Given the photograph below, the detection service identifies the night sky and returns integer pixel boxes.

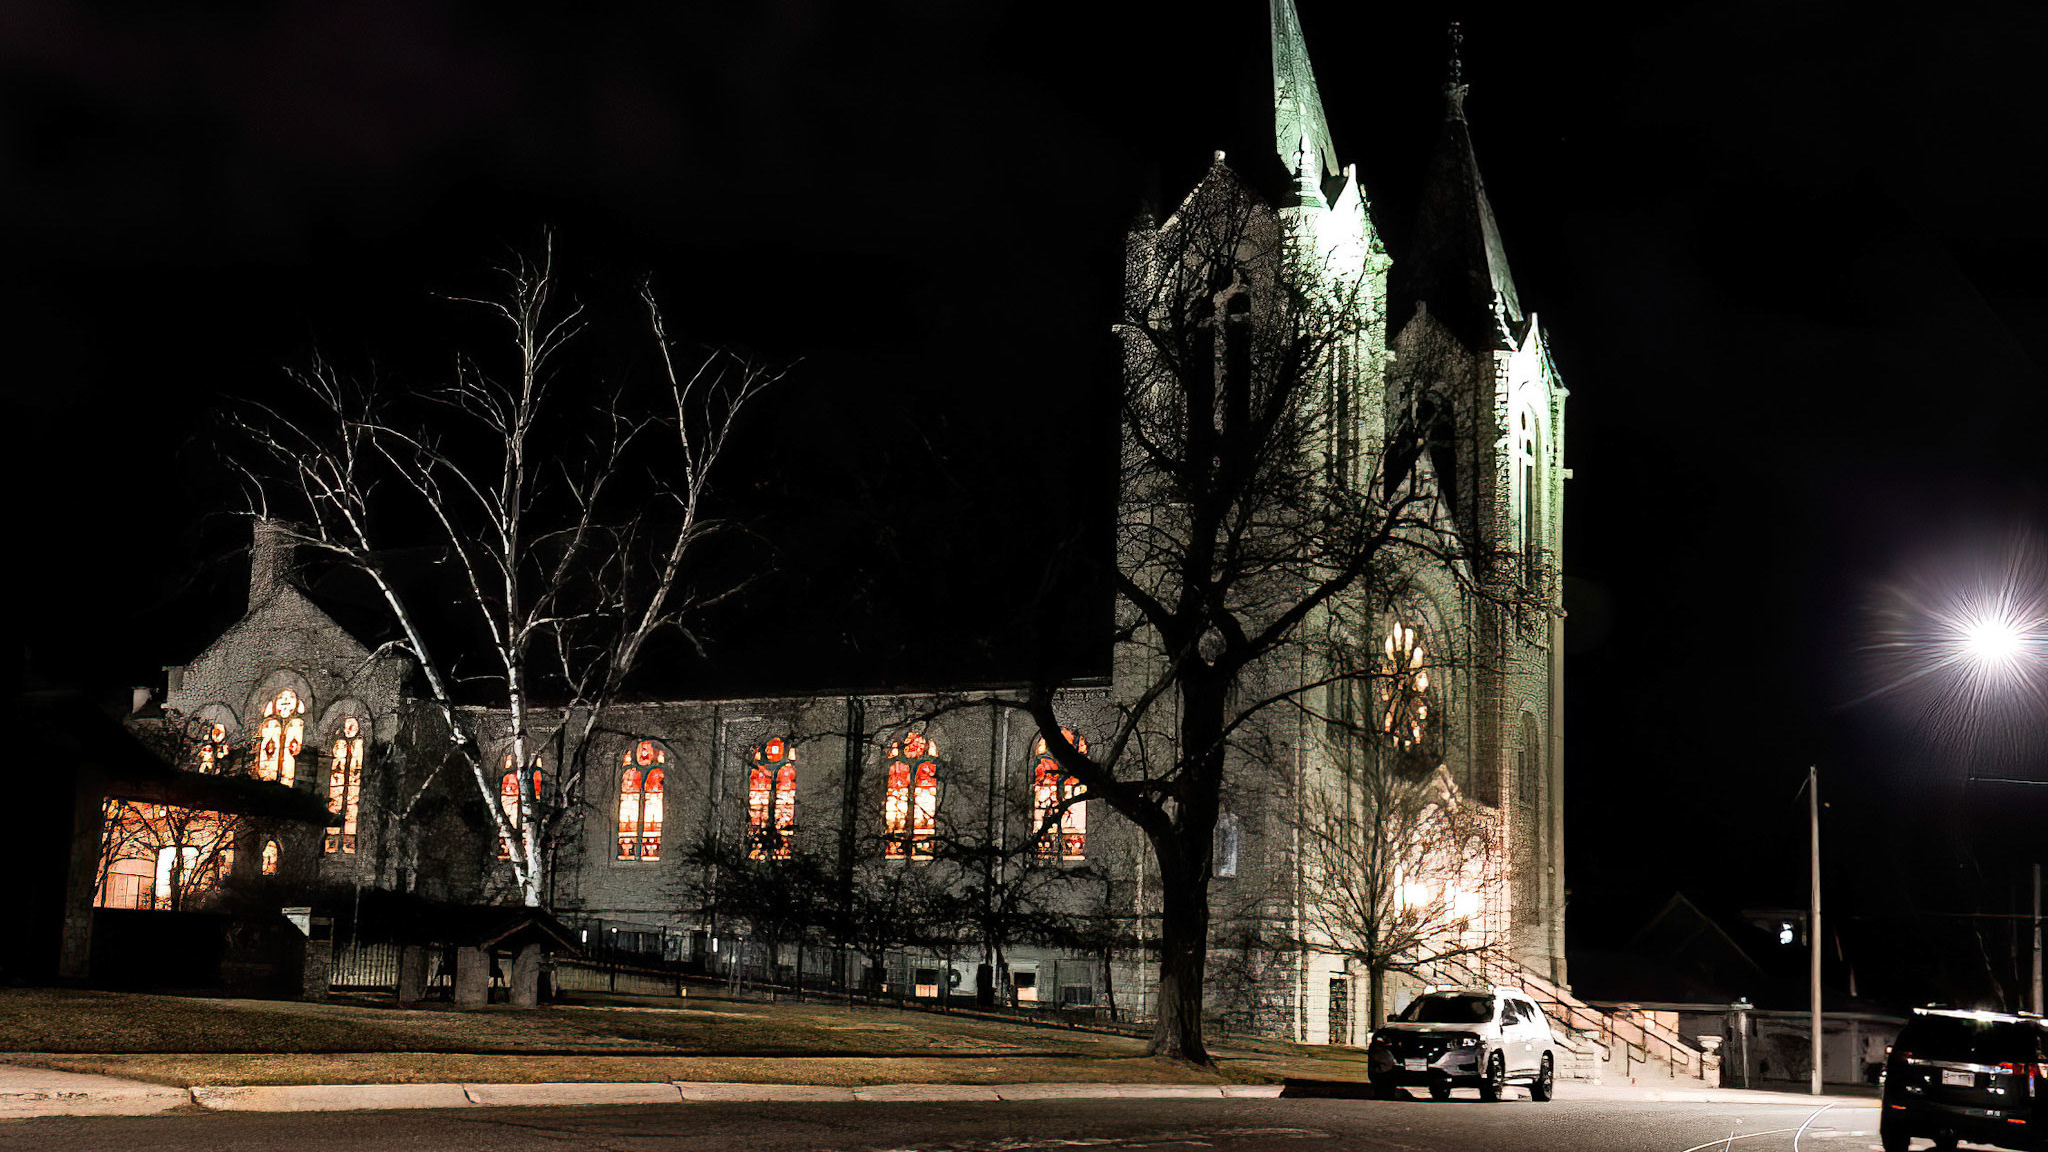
[10,1,2045,1005]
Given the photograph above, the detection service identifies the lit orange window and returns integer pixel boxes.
[96,802,239,911]
[883,733,938,861]
[197,723,230,774]
[325,716,364,854]
[1031,729,1089,861]
[497,758,543,860]
[1379,623,1432,749]
[617,741,667,860]
[747,736,797,860]
[261,839,280,875]
[255,690,306,786]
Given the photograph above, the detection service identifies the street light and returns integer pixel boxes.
[1945,586,2046,1017]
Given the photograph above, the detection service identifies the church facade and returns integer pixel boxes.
[128,2,1569,1045]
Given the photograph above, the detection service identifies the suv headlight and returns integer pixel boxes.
[1450,1034,1480,1047]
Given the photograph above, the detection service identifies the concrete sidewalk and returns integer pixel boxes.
[0,1063,1881,1119]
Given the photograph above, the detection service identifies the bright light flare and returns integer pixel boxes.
[1960,615,2023,667]
[1857,533,2048,754]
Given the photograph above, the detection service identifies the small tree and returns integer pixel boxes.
[227,238,778,906]
[1294,709,1507,1020]
[686,836,833,997]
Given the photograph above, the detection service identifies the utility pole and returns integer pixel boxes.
[1808,765,1823,1096]
[2033,862,2042,1016]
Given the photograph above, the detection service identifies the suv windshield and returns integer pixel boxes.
[1400,994,1495,1024]
[1897,1016,2042,1064]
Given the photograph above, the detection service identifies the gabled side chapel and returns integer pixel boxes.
[127,2,1569,1044]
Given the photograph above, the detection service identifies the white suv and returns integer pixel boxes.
[1366,987,1559,1102]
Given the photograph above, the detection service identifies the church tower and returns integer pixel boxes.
[1391,25,1571,984]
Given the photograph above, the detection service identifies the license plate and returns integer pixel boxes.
[1941,1070,1973,1087]
[1403,1058,1428,1072]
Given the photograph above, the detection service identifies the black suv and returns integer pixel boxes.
[1881,1008,2045,1151]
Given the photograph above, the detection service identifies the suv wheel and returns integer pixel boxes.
[1877,1115,1908,1152]
[1372,1078,1401,1100]
[1427,1084,1452,1101]
[1478,1053,1507,1102]
[1529,1054,1554,1102]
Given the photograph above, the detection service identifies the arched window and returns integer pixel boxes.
[1215,813,1241,878]
[198,722,230,775]
[1379,622,1432,750]
[1513,404,1540,581]
[325,717,364,854]
[1517,712,1541,809]
[617,741,667,860]
[261,839,280,875]
[1379,620,1445,779]
[883,733,939,861]
[748,736,797,860]
[497,757,544,860]
[1030,729,1089,861]
[255,689,306,786]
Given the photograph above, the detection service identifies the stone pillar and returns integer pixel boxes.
[299,917,333,1002]
[510,943,543,1007]
[454,946,490,1007]
[396,944,430,1005]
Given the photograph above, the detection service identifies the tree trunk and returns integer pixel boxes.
[1369,965,1387,1030]
[1149,859,1212,1063]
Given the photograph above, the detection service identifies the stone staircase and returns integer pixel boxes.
[1419,955,1714,1086]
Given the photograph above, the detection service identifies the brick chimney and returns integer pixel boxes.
[249,518,297,609]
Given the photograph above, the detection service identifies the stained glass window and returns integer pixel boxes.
[497,757,544,860]
[617,741,667,860]
[1379,623,1432,749]
[197,722,230,774]
[255,689,306,786]
[1031,729,1089,861]
[747,736,797,860]
[883,733,938,861]
[325,716,364,854]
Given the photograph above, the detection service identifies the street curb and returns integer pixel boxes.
[156,1080,1270,1114]
[192,1083,475,1112]
[465,1082,685,1107]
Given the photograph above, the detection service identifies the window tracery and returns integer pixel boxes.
[747,736,796,860]
[1379,621,1441,775]
[255,689,305,786]
[325,716,364,854]
[617,741,666,860]
[1030,729,1088,861]
[198,722,230,774]
[883,732,938,861]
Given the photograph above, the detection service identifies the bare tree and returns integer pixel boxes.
[1005,160,1519,1062]
[101,714,251,910]
[1290,715,1498,1029]
[226,238,779,906]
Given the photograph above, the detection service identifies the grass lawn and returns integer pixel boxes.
[0,988,1374,1089]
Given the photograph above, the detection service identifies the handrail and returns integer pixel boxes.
[1416,953,1704,1078]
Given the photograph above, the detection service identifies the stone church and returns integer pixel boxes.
[117,2,1570,1047]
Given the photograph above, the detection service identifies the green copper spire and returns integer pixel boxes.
[1271,0,1339,186]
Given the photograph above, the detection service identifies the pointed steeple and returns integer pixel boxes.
[1270,0,1339,193]
[1402,23,1524,350]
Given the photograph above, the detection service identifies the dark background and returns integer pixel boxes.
[8,1,2045,1008]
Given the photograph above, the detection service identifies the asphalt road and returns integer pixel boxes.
[0,1094,1913,1152]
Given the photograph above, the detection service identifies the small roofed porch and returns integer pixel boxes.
[337,891,582,1008]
